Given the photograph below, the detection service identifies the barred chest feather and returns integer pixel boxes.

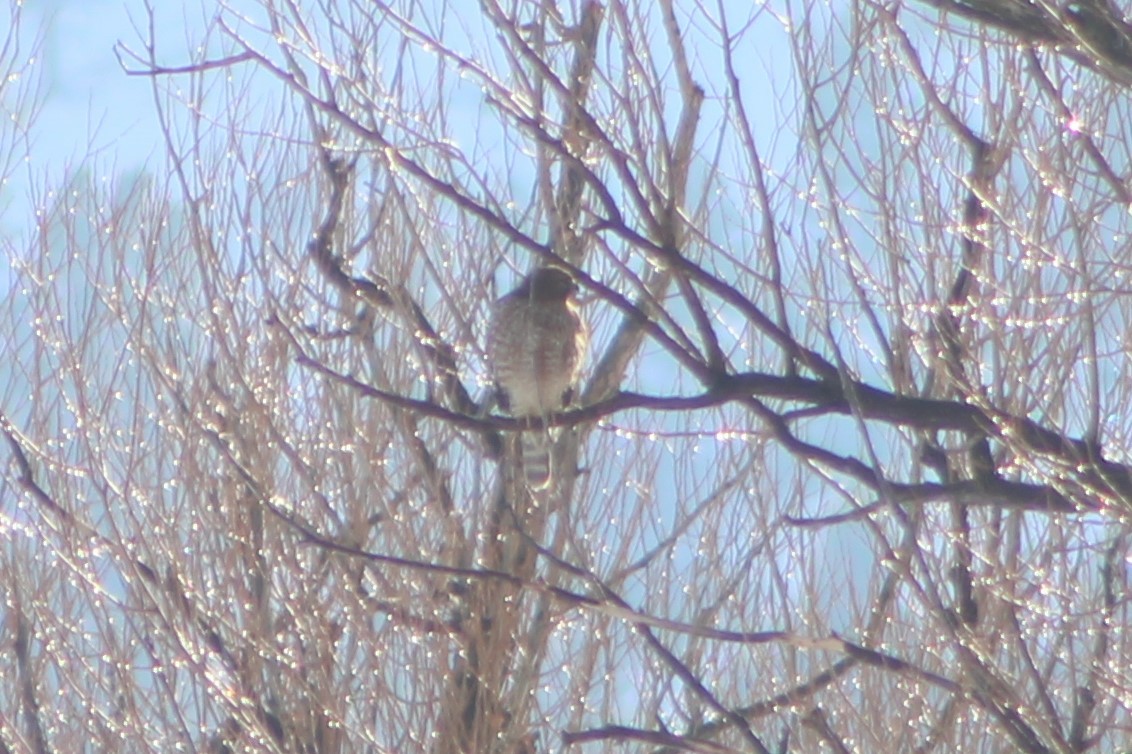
[488,296,584,417]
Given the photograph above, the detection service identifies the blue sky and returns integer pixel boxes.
[5,0,881,613]
[25,0,167,170]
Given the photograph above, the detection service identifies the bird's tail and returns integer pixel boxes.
[520,431,552,490]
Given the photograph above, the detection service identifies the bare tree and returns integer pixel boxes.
[3,1,1131,752]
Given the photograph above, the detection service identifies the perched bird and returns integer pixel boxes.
[487,267,586,489]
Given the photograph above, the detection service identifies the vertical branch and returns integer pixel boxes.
[801,708,852,754]
[580,0,704,408]
[553,1,605,267]
[438,7,609,752]
[11,591,51,754]
[718,2,795,375]
[1069,534,1125,750]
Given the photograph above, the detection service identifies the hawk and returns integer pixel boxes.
[487,266,586,489]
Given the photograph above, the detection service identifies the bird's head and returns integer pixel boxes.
[522,266,577,301]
